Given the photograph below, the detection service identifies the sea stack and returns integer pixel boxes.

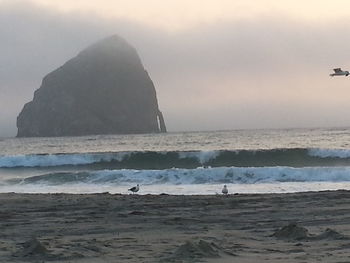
[16,35,166,137]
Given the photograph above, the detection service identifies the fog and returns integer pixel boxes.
[1,1,350,137]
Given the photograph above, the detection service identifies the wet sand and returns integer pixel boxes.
[1,190,350,262]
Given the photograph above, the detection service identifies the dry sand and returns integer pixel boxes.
[1,190,350,262]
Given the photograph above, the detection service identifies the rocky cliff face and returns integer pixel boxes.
[17,35,166,137]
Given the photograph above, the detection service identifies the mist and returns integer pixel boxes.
[1,1,350,137]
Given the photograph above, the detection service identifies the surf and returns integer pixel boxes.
[7,166,350,186]
[2,148,350,169]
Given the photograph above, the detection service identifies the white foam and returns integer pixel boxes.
[178,151,220,164]
[17,166,350,186]
[308,148,350,158]
[93,166,350,184]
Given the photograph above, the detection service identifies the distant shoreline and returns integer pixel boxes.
[4,125,350,139]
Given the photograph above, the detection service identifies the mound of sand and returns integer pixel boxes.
[273,223,349,242]
[14,237,49,258]
[272,223,309,240]
[172,240,220,260]
[312,228,349,240]
[21,237,48,256]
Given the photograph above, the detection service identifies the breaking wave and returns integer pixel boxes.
[8,166,350,186]
[2,148,350,169]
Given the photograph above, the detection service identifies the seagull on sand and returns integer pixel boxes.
[128,184,139,194]
[222,185,228,195]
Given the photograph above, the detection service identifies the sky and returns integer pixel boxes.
[1,0,350,137]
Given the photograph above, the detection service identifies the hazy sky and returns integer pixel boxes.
[1,0,350,137]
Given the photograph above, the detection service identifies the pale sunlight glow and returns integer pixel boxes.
[11,0,350,30]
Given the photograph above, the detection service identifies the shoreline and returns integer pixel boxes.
[2,181,350,196]
[1,188,347,195]
[1,190,350,262]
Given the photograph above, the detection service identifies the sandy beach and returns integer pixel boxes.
[1,190,350,262]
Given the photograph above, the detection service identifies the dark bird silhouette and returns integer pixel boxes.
[128,184,139,194]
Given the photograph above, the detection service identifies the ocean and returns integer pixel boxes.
[2,128,350,195]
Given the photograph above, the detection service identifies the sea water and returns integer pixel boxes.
[2,128,350,194]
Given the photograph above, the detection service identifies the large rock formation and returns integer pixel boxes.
[17,35,166,137]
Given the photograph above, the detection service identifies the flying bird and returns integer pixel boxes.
[330,68,349,77]
[128,184,139,194]
[222,185,228,195]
